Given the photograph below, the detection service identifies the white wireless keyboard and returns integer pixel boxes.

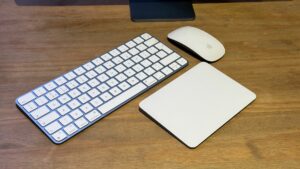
[16,33,188,144]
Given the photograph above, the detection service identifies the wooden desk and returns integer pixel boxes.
[0,0,299,168]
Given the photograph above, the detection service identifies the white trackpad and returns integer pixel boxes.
[139,62,256,148]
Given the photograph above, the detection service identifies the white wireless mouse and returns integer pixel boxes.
[168,26,225,62]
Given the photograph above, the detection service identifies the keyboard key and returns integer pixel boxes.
[145,38,158,47]
[38,111,59,126]
[80,103,93,113]
[52,130,67,141]
[64,124,78,135]
[47,100,61,110]
[118,45,129,52]
[115,73,127,82]
[68,100,81,109]
[133,37,144,44]
[127,77,139,86]
[70,109,83,119]
[87,88,100,98]
[160,53,180,66]
[177,58,188,66]
[74,117,88,128]
[44,81,57,91]
[115,64,126,72]
[141,60,151,67]
[78,84,91,93]
[118,82,130,91]
[94,65,106,74]
[156,51,167,58]
[155,43,173,54]
[141,33,151,40]
[59,115,72,125]
[33,87,46,97]
[97,74,109,82]
[78,94,91,103]
[109,49,121,57]
[126,41,137,48]
[74,66,86,75]
[162,67,173,75]
[132,64,144,72]
[123,60,134,67]
[139,51,150,58]
[104,61,115,69]
[57,105,70,115]
[66,80,79,89]
[169,62,181,71]
[90,97,103,107]
[18,92,36,105]
[64,71,76,80]
[147,46,158,54]
[85,110,101,122]
[68,89,81,98]
[143,76,157,86]
[101,53,112,61]
[120,52,131,60]
[109,87,122,96]
[76,75,88,84]
[85,70,98,79]
[98,83,146,114]
[35,96,48,106]
[112,56,123,65]
[88,78,100,87]
[92,58,103,66]
[24,102,37,112]
[124,68,136,77]
[106,69,118,77]
[152,62,163,71]
[137,44,147,51]
[153,71,165,80]
[129,48,139,56]
[144,67,155,76]
[31,106,50,119]
[100,92,113,101]
[135,72,147,81]
[46,90,59,100]
[54,77,67,86]
[149,55,160,63]
[97,83,110,92]
[58,94,71,104]
[132,55,142,63]
[45,121,62,134]
[56,85,69,95]
[83,62,95,71]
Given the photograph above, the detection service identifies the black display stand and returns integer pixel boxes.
[129,0,195,22]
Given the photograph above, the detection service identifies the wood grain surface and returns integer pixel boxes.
[0,0,299,168]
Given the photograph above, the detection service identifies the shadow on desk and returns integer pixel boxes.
[15,0,291,6]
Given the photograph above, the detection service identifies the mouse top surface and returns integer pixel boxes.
[168,26,225,62]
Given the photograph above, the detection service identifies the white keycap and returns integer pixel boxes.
[103,61,115,69]
[85,110,101,122]
[126,41,137,48]
[118,82,130,91]
[129,48,139,56]
[83,62,95,71]
[141,60,151,67]
[44,81,57,91]
[78,94,91,103]
[56,85,69,94]
[94,65,106,74]
[68,89,81,98]
[70,109,83,119]
[64,71,76,80]
[123,60,134,67]
[135,72,147,81]
[87,88,100,98]
[147,46,158,54]
[45,121,62,134]
[97,74,109,82]
[33,87,46,97]
[115,73,127,82]
[97,83,109,92]
[144,67,155,76]
[38,111,59,126]
[57,105,71,115]
[24,102,37,112]
[160,53,180,66]
[68,99,81,109]
[31,106,50,119]
[120,52,131,60]
[98,83,146,114]
[66,80,79,89]
[177,58,188,66]
[132,55,142,63]
[76,75,88,84]
[54,76,67,86]
[133,37,144,44]
[52,130,67,141]
[106,78,118,87]
[153,71,165,80]
[124,68,136,77]
[109,49,121,57]
[64,124,78,135]
[100,92,113,101]
[115,64,126,72]
[58,94,71,104]
[80,103,93,113]
[139,51,150,58]
[47,100,61,110]
[118,45,129,52]
[90,98,103,107]
[46,90,59,100]
[143,76,157,86]
[35,96,48,106]
[127,77,139,86]
[152,62,163,71]
[132,64,144,72]
[88,78,100,87]
[85,70,98,79]
[137,44,147,51]
[75,117,88,128]
[144,38,158,47]
[59,115,72,125]
[149,55,160,63]
[141,33,151,40]
[101,53,112,61]
[109,87,122,96]
[112,56,123,65]
[18,92,36,105]
[106,69,118,77]
[92,58,103,66]
[78,84,91,93]
[169,62,180,70]
[161,67,173,75]
[74,66,86,75]
[156,51,167,58]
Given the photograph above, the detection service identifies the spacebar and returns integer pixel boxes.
[98,83,147,114]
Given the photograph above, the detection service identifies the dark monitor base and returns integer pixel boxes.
[130,0,195,22]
